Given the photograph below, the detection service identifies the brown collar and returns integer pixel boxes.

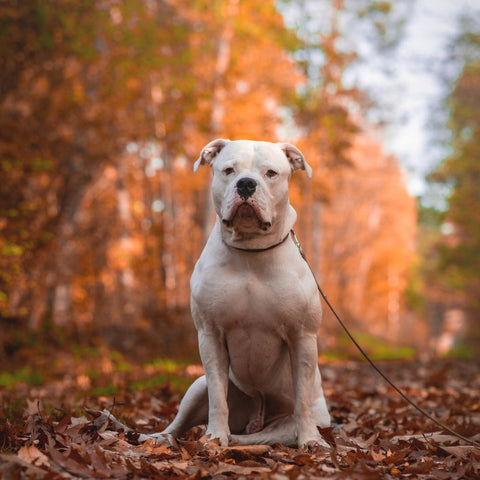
[223,232,290,253]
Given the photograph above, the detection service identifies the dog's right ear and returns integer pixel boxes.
[194,139,230,172]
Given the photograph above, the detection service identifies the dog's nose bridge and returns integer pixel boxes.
[236,177,257,199]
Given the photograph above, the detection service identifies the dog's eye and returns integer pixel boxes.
[265,169,278,178]
[223,167,235,176]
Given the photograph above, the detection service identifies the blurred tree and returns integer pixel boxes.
[0,0,192,331]
[428,24,480,347]
[0,0,303,349]
[317,133,417,343]
[0,0,418,354]
[277,0,416,341]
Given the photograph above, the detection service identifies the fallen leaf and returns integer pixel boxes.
[437,445,477,459]
[221,444,271,456]
[370,449,385,461]
[213,462,272,475]
[0,453,47,476]
[17,445,50,467]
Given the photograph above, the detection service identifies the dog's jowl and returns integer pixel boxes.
[147,139,331,448]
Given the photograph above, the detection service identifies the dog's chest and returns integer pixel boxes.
[219,271,288,329]
[190,240,321,392]
[191,250,310,335]
[193,262,296,389]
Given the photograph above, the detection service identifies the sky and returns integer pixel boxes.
[279,0,479,200]
[278,0,480,202]
[360,0,480,198]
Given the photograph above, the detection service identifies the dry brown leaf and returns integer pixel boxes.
[438,445,477,459]
[0,453,47,477]
[213,462,272,475]
[370,449,385,461]
[221,444,272,456]
[17,445,50,467]
[3,359,479,479]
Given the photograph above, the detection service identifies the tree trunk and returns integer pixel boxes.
[311,200,322,279]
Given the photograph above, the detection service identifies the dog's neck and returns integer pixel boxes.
[217,205,297,251]
[223,231,291,252]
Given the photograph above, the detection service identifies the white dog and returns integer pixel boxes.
[149,139,330,448]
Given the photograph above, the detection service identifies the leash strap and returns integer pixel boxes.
[290,229,479,449]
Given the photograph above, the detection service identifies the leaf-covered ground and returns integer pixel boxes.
[1,357,479,479]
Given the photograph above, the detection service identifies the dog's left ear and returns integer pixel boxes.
[277,143,312,179]
[194,138,230,172]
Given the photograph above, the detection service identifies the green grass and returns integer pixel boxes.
[129,373,192,393]
[324,331,416,361]
[0,367,44,388]
[146,357,188,372]
[72,345,101,360]
[85,369,101,380]
[2,399,24,423]
[111,350,133,372]
[88,384,120,397]
[440,343,476,360]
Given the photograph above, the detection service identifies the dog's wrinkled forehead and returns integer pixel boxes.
[194,139,312,178]
[216,141,288,172]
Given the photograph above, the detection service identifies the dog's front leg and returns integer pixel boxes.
[198,328,230,446]
[290,332,327,449]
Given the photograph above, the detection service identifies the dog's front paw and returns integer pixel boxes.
[298,432,330,451]
[205,427,230,446]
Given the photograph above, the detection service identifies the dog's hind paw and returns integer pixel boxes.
[245,417,264,434]
[139,432,178,448]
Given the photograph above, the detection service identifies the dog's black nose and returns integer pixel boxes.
[236,177,257,199]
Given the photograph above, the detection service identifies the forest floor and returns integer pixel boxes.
[0,341,479,479]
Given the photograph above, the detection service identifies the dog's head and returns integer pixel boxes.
[194,139,312,248]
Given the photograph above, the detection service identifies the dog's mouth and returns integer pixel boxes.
[222,203,272,231]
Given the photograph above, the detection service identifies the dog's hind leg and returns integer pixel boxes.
[162,375,210,436]
[230,415,297,446]
[245,393,265,434]
[140,375,209,443]
[231,410,331,448]
[142,375,257,444]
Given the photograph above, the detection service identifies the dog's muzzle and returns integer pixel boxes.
[222,176,272,231]
[236,177,257,200]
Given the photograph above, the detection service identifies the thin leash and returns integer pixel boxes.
[290,229,479,449]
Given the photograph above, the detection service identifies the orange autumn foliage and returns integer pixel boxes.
[0,0,418,353]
